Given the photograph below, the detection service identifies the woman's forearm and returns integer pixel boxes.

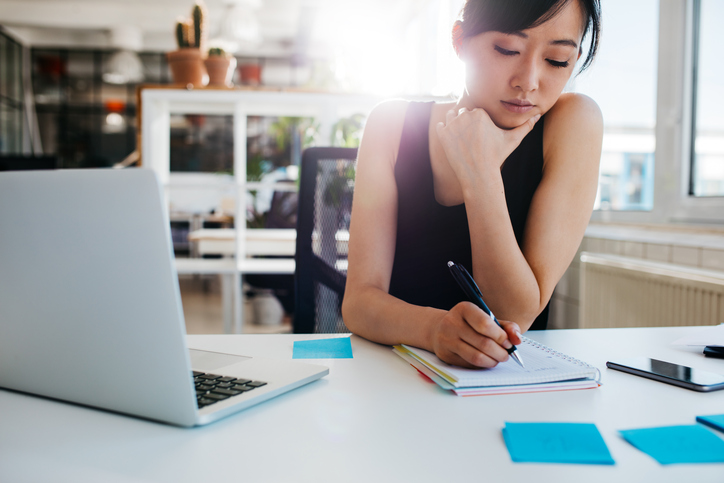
[462,171,543,328]
[342,284,445,351]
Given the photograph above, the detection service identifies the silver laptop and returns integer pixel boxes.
[0,168,328,427]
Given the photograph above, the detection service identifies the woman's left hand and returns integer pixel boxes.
[435,107,540,182]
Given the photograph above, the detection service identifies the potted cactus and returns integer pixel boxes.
[204,47,236,87]
[167,1,208,87]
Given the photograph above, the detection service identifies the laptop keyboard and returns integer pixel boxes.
[193,371,267,409]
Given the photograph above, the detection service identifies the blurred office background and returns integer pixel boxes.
[1,0,722,332]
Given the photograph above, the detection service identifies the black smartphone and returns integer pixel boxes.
[606,357,724,392]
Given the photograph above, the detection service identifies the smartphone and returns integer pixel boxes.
[606,357,724,392]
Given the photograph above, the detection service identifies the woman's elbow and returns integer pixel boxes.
[502,295,547,332]
[517,297,552,332]
[341,291,360,334]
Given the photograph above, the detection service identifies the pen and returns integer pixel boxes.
[447,261,525,368]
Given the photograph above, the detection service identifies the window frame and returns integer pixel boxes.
[687,0,724,200]
[0,26,25,154]
[589,0,724,225]
[687,0,701,197]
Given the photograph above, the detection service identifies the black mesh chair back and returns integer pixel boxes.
[294,147,357,333]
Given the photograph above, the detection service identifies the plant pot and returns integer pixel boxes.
[238,63,262,86]
[167,48,207,87]
[204,56,237,87]
[251,289,284,326]
[243,293,256,325]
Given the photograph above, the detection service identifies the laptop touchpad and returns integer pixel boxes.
[189,349,251,372]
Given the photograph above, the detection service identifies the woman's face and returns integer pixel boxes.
[459,0,585,129]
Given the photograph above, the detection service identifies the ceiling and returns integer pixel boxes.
[0,0,425,58]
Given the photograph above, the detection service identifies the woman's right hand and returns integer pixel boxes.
[430,302,522,368]
[435,107,540,182]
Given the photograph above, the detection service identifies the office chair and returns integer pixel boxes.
[294,147,357,333]
[0,155,57,171]
[245,178,298,315]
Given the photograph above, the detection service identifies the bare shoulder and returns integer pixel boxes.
[367,98,410,122]
[544,93,603,138]
[358,99,410,167]
[363,100,409,143]
[543,93,603,163]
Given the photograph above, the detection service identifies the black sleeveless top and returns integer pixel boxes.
[388,101,549,330]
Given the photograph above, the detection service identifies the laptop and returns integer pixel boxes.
[0,168,328,427]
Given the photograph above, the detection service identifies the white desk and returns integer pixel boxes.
[188,228,297,257]
[187,228,349,257]
[2,327,723,482]
[181,228,349,332]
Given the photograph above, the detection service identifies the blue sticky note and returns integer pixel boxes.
[293,337,353,359]
[619,425,724,464]
[696,414,724,434]
[502,422,615,465]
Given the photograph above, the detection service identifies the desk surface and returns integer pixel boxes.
[2,327,723,482]
[188,228,296,258]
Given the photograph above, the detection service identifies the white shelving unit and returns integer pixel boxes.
[140,87,381,333]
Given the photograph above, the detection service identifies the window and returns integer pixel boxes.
[573,0,660,211]
[32,49,145,168]
[0,28,24,154]
[690,0,724,197]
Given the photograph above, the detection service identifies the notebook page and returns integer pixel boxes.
[402,337,599,388]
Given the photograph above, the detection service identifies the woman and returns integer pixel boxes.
[341,0,603,368]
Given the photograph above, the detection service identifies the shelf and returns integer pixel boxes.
[140,85,380,332]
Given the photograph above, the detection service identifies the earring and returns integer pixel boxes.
[452,23,463,57]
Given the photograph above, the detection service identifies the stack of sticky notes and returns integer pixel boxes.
[502,414,724,466]
[616,413,724,465]
[292,337,353,359]
[502,422,615,465]
[619,423,724,464]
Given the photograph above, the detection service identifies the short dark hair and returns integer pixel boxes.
[455,0,601,73]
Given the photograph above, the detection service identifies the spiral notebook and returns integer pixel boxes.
[393,337,601,396]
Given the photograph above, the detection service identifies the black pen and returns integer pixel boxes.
[447,261,525,368]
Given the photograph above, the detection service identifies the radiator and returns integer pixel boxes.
[579,252,724,328]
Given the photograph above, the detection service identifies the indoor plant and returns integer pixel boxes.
[204,47,236,87]
[167,1,208,87]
